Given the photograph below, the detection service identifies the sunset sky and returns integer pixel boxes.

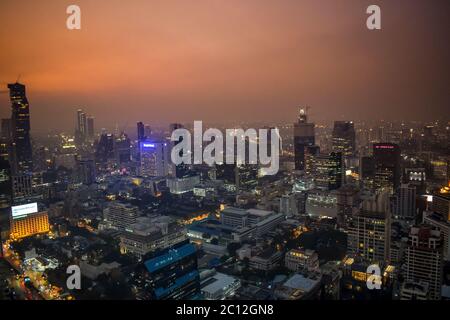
[0,0,449,132]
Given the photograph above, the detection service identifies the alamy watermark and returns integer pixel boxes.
[171,121,281,176]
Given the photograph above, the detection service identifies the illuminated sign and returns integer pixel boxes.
[142,143,155,148]
[375,145,395,149]
[11,202,38,219]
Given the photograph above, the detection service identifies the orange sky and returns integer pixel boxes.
[0,0,449,132]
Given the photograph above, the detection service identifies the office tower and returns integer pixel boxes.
[76,157,96,185]
[77,109,87,137]
[392,184,416,220]
[293,107,315,170]
[335,185,359,228]
[137,122,145,141]
[0,137,9,162]
[304,145,320,175]
[140,141,169,177]
[11,174,33,204]
[347,190,391,263]
[1,118,12,142]
[95,133,115,165]
[119,216,187,257]
[280,193,298,217]
[332,121,356,157]
[104,202,139,231]
[114,132,131,164]
[423,211,450,261]
[9,83,32,174]
[403,225,443,300]
[373,143,401,191]
[9,203,50,240]
[0,159,12,210]
[314,152,343,191]
[144,240,200,300]
[432,193,450,222]
[169,123,190,178]
[144,125,152,139]
[360,155,375,181]
[236,164,258,191]
[87,116,95,140]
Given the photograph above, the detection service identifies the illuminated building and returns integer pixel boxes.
[332,121,356,157]
[11,173,33,204]
[335,185,359,228]
[104,202,139,231]
[9,203,50,240]
[0,159,12,210]
[9,82,32,174]
[392,184,417,220]
[432,193,450,222]
[313,152,343,191]
[77,109,87,138]
[285,248,319,272]
[119,216,187,257]
[423,211,450,260]
[166,175,200,194]
[144,240,200,300]
[373,143,401,192]
[403,225,443,300]
[347,190,391,263]
[293,107,315,171]
[76,157,96,185]
[139,141,170,177]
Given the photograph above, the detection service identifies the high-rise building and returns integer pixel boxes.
[432,193,450,222]
[314,152,343,191]
[11,174,33,204]
[169,123,190,178]
[1,118,12,142]
[114,132,131,165]
[95,133,115,166]
[144,240,200,300]
[77,109,87,137]
[0,159,12,210]
[293,108,315,171]
[9,83,32,174]
[332,121,356,157]
[392,184,416,220]
[76,157,96,185]
[104,202,139,231]
[403,225,443,300]
[139,141,169,177]
[87,116,95,140]
[137,122,145,142]
[347,190,391,263]
[423,211,450,261]
[9,203,50,240]
[373,143,401,191]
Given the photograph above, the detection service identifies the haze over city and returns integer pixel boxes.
[0,0,449,133]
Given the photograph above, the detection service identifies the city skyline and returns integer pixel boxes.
[1,0,449,133]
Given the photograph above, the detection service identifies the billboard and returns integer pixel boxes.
[11,202,38,219]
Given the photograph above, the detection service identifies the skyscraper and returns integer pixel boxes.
[170,123,189,178]
[9,83,32,174]
[144,240,200,300]
[392,184,416,220]
[293,108,315,171]
[139,141,169,177]
[77,109,87,137]
[373,143,401,191]
[313,152,343,191]
[137,122,145,142]
[347,190,391,263]
[332,121,356,157]
[87,116,95,140]
[403,225,443,300]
